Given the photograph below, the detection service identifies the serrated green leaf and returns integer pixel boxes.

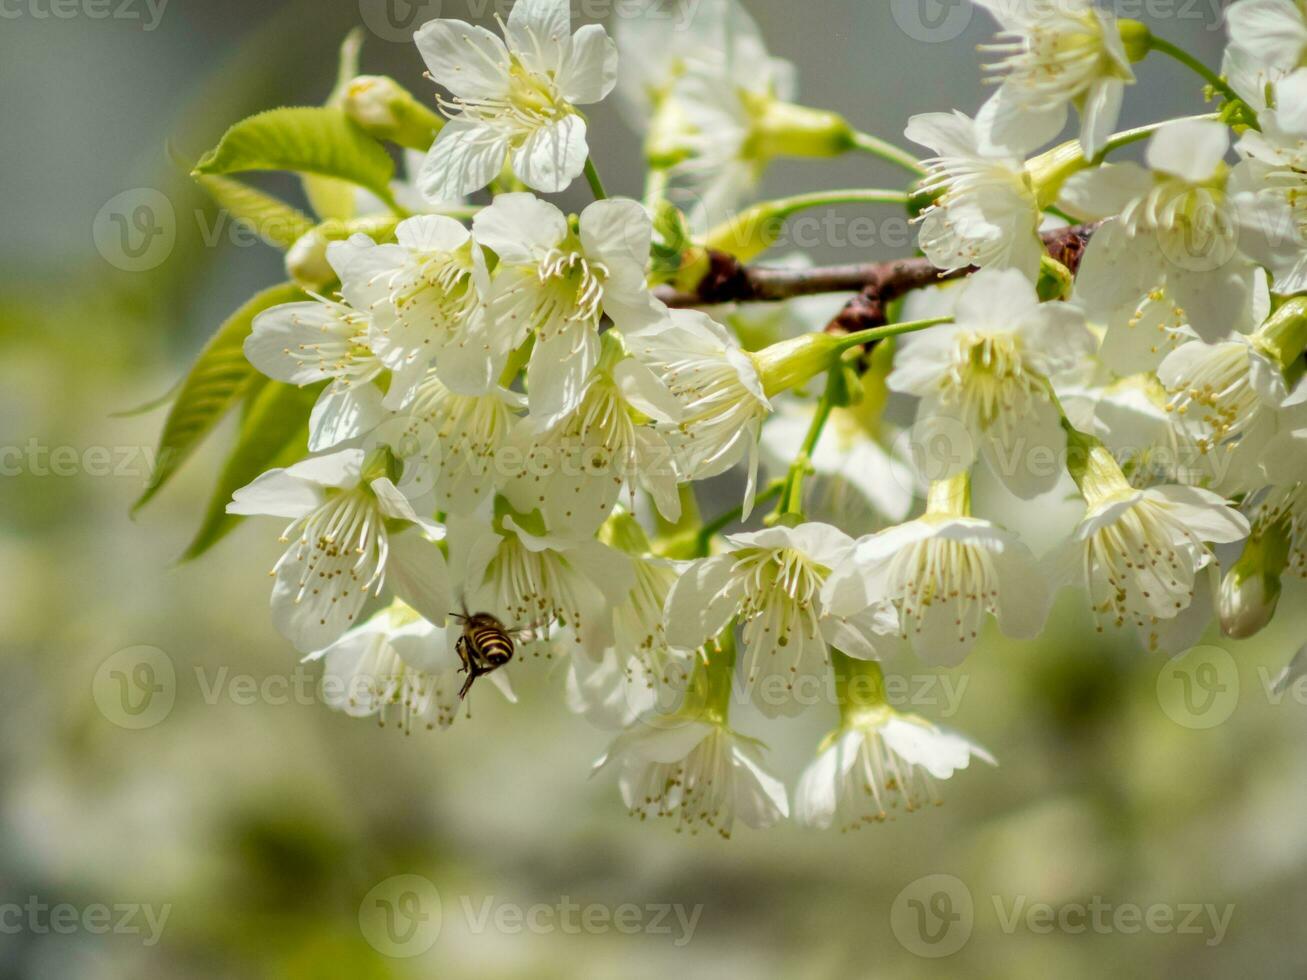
[195,172,317,249]
[134,282,306,512]
[194,107,396,208]
[181,380,320,561]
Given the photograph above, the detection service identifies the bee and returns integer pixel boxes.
[451,609,540,700]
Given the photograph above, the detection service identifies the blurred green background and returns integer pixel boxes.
[4,0,1307,976]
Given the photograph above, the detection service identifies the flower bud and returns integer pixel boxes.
[1253,296,1307,375]
[344,75,443,151]
[1220,521,1292,638]
[743,93,855,160]
[1117,19,1151,63]
[285,228,334,290]
[753,332,842,397]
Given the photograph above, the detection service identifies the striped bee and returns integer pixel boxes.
[451,610,532,700]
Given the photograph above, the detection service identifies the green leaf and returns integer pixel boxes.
[181,380,320,561]
[134,282,306,512]
[302,29,369,222]
[194,107,396,208]
[195,172,316,249]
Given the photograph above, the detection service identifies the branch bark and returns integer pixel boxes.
[655,221,1103,335]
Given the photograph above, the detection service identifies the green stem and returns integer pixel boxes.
[583,156,607,200]
[1146,36,1245,110]
[1089,114,1213,165]
[777,368,839,519]
[705,189,912,258]
[850,130,926,177]
[835,316,953,352]
[695,481,784,556]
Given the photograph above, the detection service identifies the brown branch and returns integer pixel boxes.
[655,221,1104,336]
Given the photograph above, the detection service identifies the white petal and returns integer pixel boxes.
[418,118,510,202]
[1058,163,1152,219]
[664,555,744,651]
[395,214,471,253]
[1079,78,1124,160]
[558,23,618,104]
[307,383,384,452]
[506,0,571,72]
[227,469,324,519]
[472,192,567,263]
[1147,485,1250,543]
[511,114,589,194]
[1145,119,1230,183]
[245,302,346,385]
[386,530,452,627]
[526,322,598,418]
[414,19,511,101]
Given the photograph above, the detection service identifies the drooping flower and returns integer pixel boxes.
[331,218,489,403]
[398,367,524,515]
[1049,429,1251,650]
[594,716,789,837]
[501,335,682,535]
[888,267,1095,498]
[244,290,385,452]
[309,600,514,732]
[228,448,451,653]
[824,474,1049,666]
[1158,336,1301,488]
[666,523,896,709]
[796,658,993,829]
[905,109,1045,280]
[473,193,665,418]
[626,309,774,513]
[414,0,617,200]
[457,504,634,658]
[972,0,1136,159]
[1061,119,1260,342]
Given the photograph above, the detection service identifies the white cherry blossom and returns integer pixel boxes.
[973,0,1135,159]
[228,448,451,654]
[308,600,514,732]
[501,337,683,535]
[823,488,1049,666]
[594,719,788,837]
[665,523,898,708]
[1061,119,1259,342]
[414,0,617,199]
[331,218,489,404]
[906,109,1045,280]
[626,309,772,513]
[458,508,634,658]
[473,193,665,418]
[398,367,524,515]
[888,268,1095,498]
[796,706,994,829]
[244,291,385,452]
[1048,438,1250,650]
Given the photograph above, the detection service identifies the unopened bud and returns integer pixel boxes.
[1117,19,1151,63]
[285,228,334,289]
[344,75,442,151]
[1220,521,1291,638]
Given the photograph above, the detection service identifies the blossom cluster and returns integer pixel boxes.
[149,0,1307,836]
